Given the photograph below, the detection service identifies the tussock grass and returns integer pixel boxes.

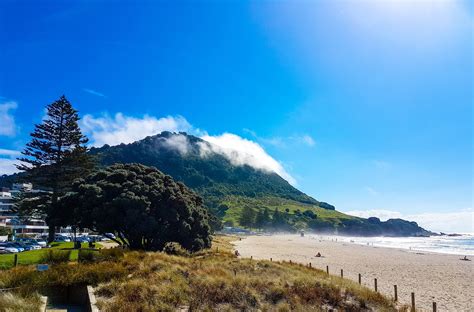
[0,292,42,312]
[93,236,399,311]
[0,236,404,311]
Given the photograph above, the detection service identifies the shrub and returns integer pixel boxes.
[79,248,124,263]
[78,249,98,263]
[40,249,71,264]
[99,248,125,261]
[163,242,189,257]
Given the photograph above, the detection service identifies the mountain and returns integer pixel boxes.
[87,132,432,236]
[1,132,433,236]
[89,132,321,206]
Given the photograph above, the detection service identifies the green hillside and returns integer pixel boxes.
[1,131,433,236]
[221,196,356,227]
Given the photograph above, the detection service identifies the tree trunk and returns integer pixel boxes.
[48,225,56,243]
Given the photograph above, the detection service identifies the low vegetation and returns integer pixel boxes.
[0,236,403,311]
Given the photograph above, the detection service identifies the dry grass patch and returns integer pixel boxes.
[0,236,404,311]
[95,236,398,311]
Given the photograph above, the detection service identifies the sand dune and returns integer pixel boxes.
[233,234,474,312]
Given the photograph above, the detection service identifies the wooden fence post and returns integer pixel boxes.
[394,285,398,302]
[250,256,252,260]
[411,292,415,312]
[326,265,329,274]
[374,278,378,292]
[309,262,312,268]
[340,269,343,278]
[433,302,437,312]
[13,254,18,267]
[358,273,361,284]
[270,257,272,262]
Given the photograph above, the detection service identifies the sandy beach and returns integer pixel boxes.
[233,234,474,312]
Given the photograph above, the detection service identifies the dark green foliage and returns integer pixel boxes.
[255,208,271,229]
[307,219,336,232]
[64,163,212,251]
[271,209,285,228]
[302,210,317,219]
[163,242,189,256]
[78,248,124,263]
[318,202,335,210]
[0,227,11,236]
[15,96,94,242]
[239,206,256,228]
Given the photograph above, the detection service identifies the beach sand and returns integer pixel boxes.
[233,234,474,312]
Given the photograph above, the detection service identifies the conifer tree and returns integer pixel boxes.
[255,207,271,229]
[239,206,256,228]
[17,95,93,242]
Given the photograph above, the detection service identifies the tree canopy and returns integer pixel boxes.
[63,163,212,251]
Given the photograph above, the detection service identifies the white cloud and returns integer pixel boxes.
[244,129,316,148]
[0,149,21,175]
[162,134,191,155]
[345,208,474,234]
[83,88,106,98]
[201,133,296,185]
[80,114,193,147]
[298,134,316,147]
[0,159,19,175]
[80,113,297,185]
[0,101,18,136]
[0,149,21,157]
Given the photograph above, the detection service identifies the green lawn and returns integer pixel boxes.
[0,242,102,269]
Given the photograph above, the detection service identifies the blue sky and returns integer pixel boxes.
[0,0,472,232]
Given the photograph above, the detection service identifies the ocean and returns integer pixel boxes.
[309,234,474,256]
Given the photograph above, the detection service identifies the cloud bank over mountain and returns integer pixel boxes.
[81,113,296,185]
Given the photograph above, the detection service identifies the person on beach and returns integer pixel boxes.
[460,256,470,261]
[235,250,240,257]
[315,252,321,257]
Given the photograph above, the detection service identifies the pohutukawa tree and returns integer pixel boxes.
[17,95,93,242]
[63,163,212,251]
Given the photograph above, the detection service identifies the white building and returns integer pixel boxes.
[0,184,48,235]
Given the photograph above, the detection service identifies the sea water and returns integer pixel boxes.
[310,234,474,256]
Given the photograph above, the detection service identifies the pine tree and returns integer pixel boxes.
[239,206,256,228]
[255,207,271,229]
[17,95,93,242]
[272,208,285,228]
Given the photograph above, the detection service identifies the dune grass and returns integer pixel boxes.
[0,236,409,311]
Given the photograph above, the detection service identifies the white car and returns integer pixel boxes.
[35,240,47,247]
[0,246,19,253]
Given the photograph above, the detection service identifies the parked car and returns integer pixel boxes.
[54,236,71,243]
[75,236,90,243]
[8,243,26,252]
[0,243,19,253]
[34,239,47,247]
[104,233,116,240]
[16,238,43,249]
